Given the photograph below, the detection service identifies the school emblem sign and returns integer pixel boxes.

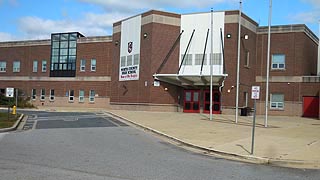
[128,42,133,53]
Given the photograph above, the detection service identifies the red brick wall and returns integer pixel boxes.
[222,23,257,109]
[256,32,319,103]
[0,45,50,77]
[110,15,181,105]
[76,42,112,77]
[256,32,318,77]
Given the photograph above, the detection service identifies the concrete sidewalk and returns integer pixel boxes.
[108,110,320,169]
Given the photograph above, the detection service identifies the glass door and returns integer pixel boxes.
[203,90,221,114]
[183,90,200,113]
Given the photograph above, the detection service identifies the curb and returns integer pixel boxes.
[0,114,24,133]
[107,111,320,169]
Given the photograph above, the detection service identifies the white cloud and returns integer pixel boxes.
[4,0,237,41]
[77,0,236,13]
[0,32,16,41]
[16,12,128,40]
[290,0,320,24]
[290,11,320,24]
[302,0,320,8]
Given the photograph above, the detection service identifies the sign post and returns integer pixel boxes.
[251,86,260,155]
[6,87,14,120]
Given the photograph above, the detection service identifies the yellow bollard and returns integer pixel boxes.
[12,105,16,115]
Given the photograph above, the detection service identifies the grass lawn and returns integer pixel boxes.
[0,112,20,129]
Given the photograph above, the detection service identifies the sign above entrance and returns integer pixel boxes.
[251,86,260,100]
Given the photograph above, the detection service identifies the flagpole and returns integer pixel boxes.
[235,0,242,124]
[265,0,272,128]
[210,8,214,121]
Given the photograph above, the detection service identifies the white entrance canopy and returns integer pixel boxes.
[153,74,228,87]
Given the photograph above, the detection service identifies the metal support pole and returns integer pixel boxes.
[251,99,257,155]
[210,8,214,121]
[265,0,272,128]
[235,0,242,124]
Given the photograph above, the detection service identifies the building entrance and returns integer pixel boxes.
[183,90,200,113]
[203,90,221,114]
[303,96,319,118]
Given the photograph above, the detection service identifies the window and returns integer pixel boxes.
[210,53,222,65]
[31,89,36,100]
[80,59,86,71]
[182,54,192,65]
[50,32,79,77]
[79,90,84,103]
[133,54,139,65]
[40,89,45,101]
[13,61,20,72]
[195,54,207,65]
[244,92,248,107]
[272,54,285,70]
[270,94,284,109]
[126,55,133,66]
[50,89,55,101]
[120,56,126,67]
[89,90,95,102]
[69,90,74,102]
[245,51,250,67]
[0,61,6,72]
[33,60,38,72]
[91,59,96,71]
[42,60,47,72]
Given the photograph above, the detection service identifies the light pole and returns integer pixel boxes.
[210,8,214,121]
[235,0,242,124]
[265,0,272,128]
[317,20,320,76]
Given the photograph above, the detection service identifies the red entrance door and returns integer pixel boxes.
[203,90,221,114]
[183,90,200,113]
[303,96,319,118]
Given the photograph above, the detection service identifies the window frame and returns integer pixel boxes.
[13,61,20,72]
[195,54,207,66]
[42,60,47,72]
[91,59,96,72]
[49,89,55,101]
[89,90,95,103]
[270,93,284,110]
[80,59,86,72]
[79,90,84,103]
[40,88,45,101]
[69,90,74,102]
[182,54,192,66]
[33,60,38,72]
[31,89,36,100]
[244,51,250,67]
[271,54,286,70]
[0,61,7,72]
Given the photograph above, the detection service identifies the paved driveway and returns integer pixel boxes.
[0,110,319,180]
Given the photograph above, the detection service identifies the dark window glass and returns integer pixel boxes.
[61,34,68,41]
[205,92,210,102]
[193,103,199,110]
[69,33,77,40]
[185,103,191,110]
[214,104,220,111]
[50,33,78,77]
[214,93,219,102]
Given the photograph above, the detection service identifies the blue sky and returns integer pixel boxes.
[0,0,319,42]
